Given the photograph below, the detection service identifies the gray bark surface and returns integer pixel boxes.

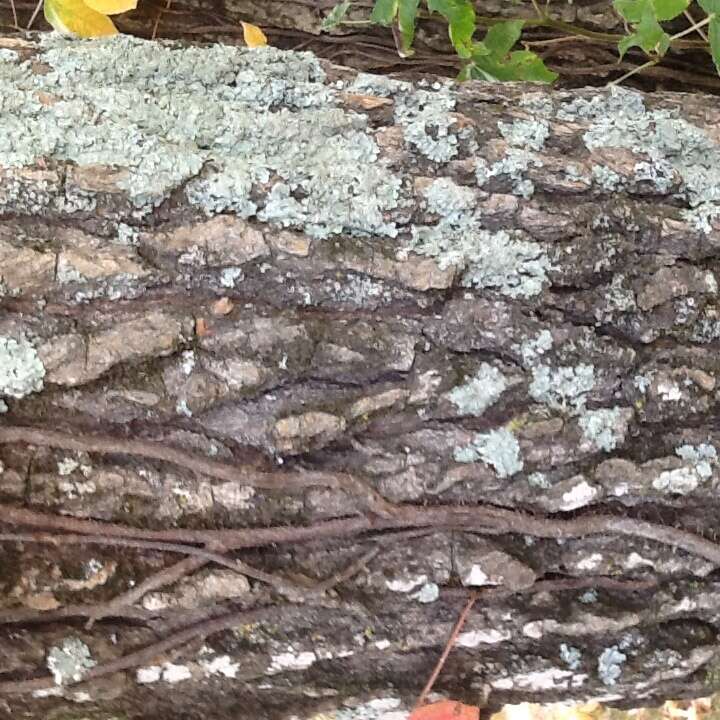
[2,31,720,720]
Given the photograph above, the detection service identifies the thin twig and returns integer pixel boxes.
[9,0,18,28]
[5,502,720,565]
[0,426,394,515]
[26,0,42,29]
[414,592,477,710]
[684,8,708,42]
[151,0,172,40]
[0,604,307,696]
[85,556,209,629]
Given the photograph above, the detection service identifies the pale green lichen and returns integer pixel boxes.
[579,406,627,452]
[424,177,476,217]
[2,36,401,236]
[0,49,19,63]
[476,149,542,199]
[653,442,717,494]
[558,87,720,233]
[515,329,553,365]
[597,645,626,686]
[46,637,96,685]
[408,204,552,298]
[447,363,507,416]
[560,643,582,671]
[0,335,45,399]
[454,427,523,478]
[498,119,549,152]
[528,471,551,489]
[676,442,717,478]
[529,363,595,413]
[395,85,458,163]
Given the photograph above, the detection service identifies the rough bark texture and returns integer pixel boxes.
[2,31,720,720]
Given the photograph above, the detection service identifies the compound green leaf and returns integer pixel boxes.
[652,0,689,21]
[371,0,399,24]
[427,0,476,57]
[483,19,524,56]
[709,15,720,72]
[321,0,352,30]
[398,0,421,55]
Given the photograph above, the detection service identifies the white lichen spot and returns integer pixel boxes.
[268,649,317,674]
[492,668,583,691]
[657,379,683,401]
[220,267,244,288]
[411,582,440,603]
[57,457,80,476]
[522,621,544,639]
[652,466,700,494]
[385,574,427,593]
[454,427,523,478]
[456,628,510,647]
[162,663,193,684]
[560,480,600,511]
[181,350,196,375]
[463,564,489,586]
[447,363,507,416]
[136,666,162,684]
[200,654,240,678]
[0,335,45,399]
[46,637,96,685]
[576,552,603,571]
[374,639,391,650]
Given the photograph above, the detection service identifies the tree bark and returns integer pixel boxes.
[2,31,720,720]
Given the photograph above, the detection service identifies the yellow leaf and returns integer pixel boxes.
[82,0,137,15]
[241,21,268,48]
[44,0,118,37]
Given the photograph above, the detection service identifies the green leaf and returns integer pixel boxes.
[614,0,648,23]
[698,0,720,14]
[427,0,476,57]
[321,0,352,30]
[652,0,689,21]
[709,15,720,72]
[398,0,421,55]
[483,19,524,56]
[617,2,668,56]
[371,0,399,24]
[470,48,557,83]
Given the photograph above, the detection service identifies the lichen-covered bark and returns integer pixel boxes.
[2,31,720,720]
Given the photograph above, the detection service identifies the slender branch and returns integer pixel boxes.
[414,592,477,710]
[0,426,394,515]
[4,502,720,565]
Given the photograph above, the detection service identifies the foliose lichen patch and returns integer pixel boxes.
[579,406,629,452]
[46,637,96,685]
[529,363,595,414]
[2,35,401,235]
[0,334,45,399]
[557,86,720,232]
[454,427,524,478]
[447,362,507,416]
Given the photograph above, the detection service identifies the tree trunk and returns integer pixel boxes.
[2,31,720,720]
